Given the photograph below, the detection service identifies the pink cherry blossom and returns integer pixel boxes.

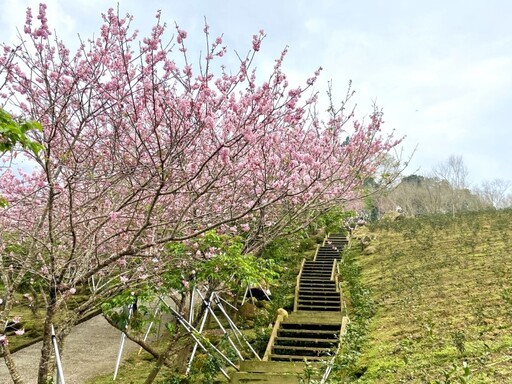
[0,5,401,380]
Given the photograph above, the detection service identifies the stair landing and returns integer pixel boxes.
[230,360,323,384]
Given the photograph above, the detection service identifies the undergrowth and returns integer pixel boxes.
[329,246,376,382]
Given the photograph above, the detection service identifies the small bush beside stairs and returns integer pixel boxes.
[230,233,350,383]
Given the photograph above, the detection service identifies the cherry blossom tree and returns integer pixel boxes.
[0,4,400,383]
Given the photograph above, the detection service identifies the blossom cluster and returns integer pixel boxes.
[0,4,401,302]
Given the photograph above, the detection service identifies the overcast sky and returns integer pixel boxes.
[2,0,511,187]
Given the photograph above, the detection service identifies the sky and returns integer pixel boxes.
[1,0,511,187]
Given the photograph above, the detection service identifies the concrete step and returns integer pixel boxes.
[278,326,340,335]
[285,312,343,324]
[278,332,339,340]
[315,255,341,260]
[273,343,334,351]
[300,273,332,279]
[326,240,348,247]
[327,239,348,244]
[232,361,323,382]
[298,286,337,292]
[299,280,336,285]
[300,273,332,277]
[298,295,339,300]
[230,372,301,383]
[272,346,334,358]
[299,282,337,288]
[297,306,341,312]
[298,291,338,297]
[298,284,337,289]
[317,247,340,251]
[297,303,341,308]
[269,354,325,362]
[281,323,341,331]
[299,279,335,284]
[298,294,340,300]
[299,285,337,290]
[304,260,334,265]
[298,288,338,294]
[298,290,339,296]
[316,255,340,258]
[298,286,338,292]
[326,233,347,240]
[301,268,332,273]
[276,333,338,347]
[298,299,340,306]
[297,305,341,312]
[302,264,333,269]
[274,341,337,351]
[239,360,311,374]
[316,252,340,257]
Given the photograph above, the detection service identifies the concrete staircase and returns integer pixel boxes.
[230,233,349,383]
[297,236,344,312]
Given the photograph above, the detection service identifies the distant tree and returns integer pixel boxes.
[475,179,512,209]
[382,174,486,217]
[356,153,404,220]
[503,194,512,209]
[431,155,470,217]
[432,155,469,190]
[402,174,424,185]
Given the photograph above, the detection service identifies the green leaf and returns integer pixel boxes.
[0,108,42,156]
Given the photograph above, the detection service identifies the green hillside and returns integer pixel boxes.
[337,209,512,383]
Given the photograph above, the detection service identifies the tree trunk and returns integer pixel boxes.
[2,344,25,384]
[144,333,182,384]
[144,349,168,384]
[37,295,58,384]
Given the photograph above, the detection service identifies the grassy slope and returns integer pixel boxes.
[351,209,512,383]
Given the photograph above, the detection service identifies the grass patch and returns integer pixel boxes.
[84,351,157,384]
[0,291,93,352]
[336,209,512,383]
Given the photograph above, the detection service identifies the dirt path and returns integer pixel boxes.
[0,315,138,384]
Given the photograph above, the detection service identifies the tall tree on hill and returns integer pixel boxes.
[0,4,400,382]
[475,179,512,209]
[431,155,469,217]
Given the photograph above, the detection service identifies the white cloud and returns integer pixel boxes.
[1,0,511,185]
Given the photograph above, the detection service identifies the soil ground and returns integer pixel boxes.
[0,315,138,384]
